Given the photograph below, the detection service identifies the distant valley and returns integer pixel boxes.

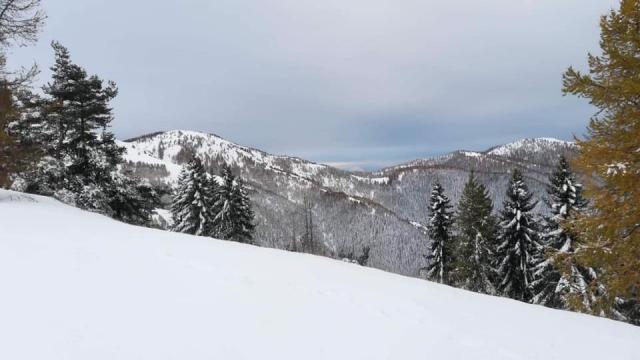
[120,131,575,277]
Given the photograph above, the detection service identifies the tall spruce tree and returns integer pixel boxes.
[453,172,499,294]
[43,41,121,187]
[423,183,454,284]
[562,0,640,318]
[213,165,255,243]
[496,169,542,301]
[532,156,596,308]
[171,157,216,236]
[14,41,123,209]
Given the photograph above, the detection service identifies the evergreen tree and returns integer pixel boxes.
[495,169,542,301]
[105,172,159,226]
[532,156,597,308]
[13,41,123,210]
[42,41,121,187]
[213,165,255,243]
[423,183,454,284]
[453,172,499,294]
[171,157,216,236]
[562,0,640,316]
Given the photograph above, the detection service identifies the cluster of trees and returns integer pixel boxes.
[420,0,640,325]
[423,156,637,324]
[561,0,639,322]
[0,1,161,226]
[0,0,257,242]
[170,158,255,243]
[5,40,160,225]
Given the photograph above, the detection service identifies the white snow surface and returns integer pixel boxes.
[1,190,638,360]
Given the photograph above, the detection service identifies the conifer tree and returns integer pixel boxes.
[171,157,216,236]
[213,164,255,243]
[43,41,121,186]
[423,183,454,284]
[14,41,123,209]
[105,172,159,226]
[562,0,640,316]
[495,169,542,301]
[453,172,499,294]
[532,156,597,308]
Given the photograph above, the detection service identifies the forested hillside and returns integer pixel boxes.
[120,131,575,276]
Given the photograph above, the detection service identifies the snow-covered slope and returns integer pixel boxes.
[1,190,638,359]
[486,137,574,158]
[121,130,332,185]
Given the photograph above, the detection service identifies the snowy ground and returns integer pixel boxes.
[1,190,638,359]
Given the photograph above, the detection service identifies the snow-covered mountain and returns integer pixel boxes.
[120,130,576,277]
[1,190,637,360]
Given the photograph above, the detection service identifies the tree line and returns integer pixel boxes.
[422,156,637,324]
[419,0,640,325]
[0,0,637,325]
[170,157,254,242]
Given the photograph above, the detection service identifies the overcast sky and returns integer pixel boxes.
[10,0,617,170]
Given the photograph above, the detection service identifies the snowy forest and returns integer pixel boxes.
[0,0,638,328]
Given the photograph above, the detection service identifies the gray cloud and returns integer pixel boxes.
[9,0,616,169]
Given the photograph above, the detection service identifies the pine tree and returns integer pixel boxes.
[213,165,255,243]
[42,41,121,187]
[532,156,598,308]
[171,157,216,236]
[562,0,640,316]
[453,172,499,294]
[423,183,454,285]
[13,41,123,210]
[495,169,542,301]
[105,172,159,226]
[229,177,255,242]
[9,88,62,194]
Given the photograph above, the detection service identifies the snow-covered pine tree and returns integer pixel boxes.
[171,157,217,236]
[104,171,159,226]
[213,165,255,243]
[228,177,255,242]
[423,182,454,285]
[532,155,596,308]
[8,88,62,194]
[496,169,542,302]
[453,172,499,294]
[14,42,123,209]
[43,41,121,188]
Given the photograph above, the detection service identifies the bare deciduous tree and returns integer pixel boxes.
[0,0,45,85]
[0,0,45,47]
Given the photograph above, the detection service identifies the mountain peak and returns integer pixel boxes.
[485,137,574,157]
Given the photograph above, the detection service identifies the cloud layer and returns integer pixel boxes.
[10,0,617,169]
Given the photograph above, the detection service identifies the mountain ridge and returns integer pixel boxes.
[123,129,574,175]
[119,130,576,277]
